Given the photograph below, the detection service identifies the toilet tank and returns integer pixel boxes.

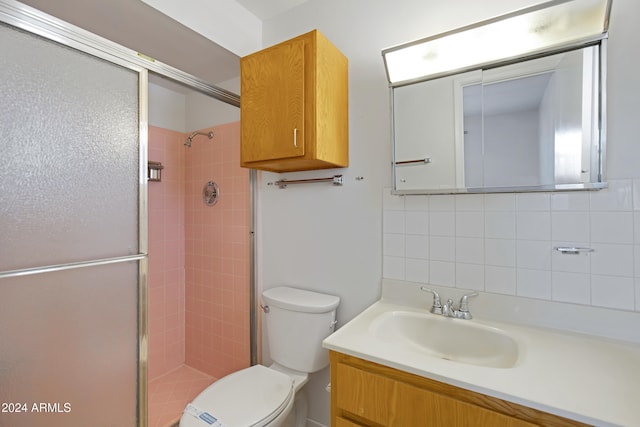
[262,286,340,373]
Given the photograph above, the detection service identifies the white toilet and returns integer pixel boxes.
[179,286,340,427]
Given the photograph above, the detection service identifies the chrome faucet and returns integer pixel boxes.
[420,287,478,319]
[419,287,442,315]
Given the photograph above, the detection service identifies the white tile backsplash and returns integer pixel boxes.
[551,212,590,242]
[516,192,550,211]
[405,211,428,235]
[383,233,404,257]
[405,258,429,283]
[590,180,633,211]
[405,235,429,259]
[551,242,590,273]
[590,212,634,244]
[455,263,484,290]
[383,256,404,280]
[517,211,551,240]
[429,260,455,287]
[429,211,455,236]
[456,211,484,238]
[382,181,640,312]
[455,194,484,211]
[485,266,517,295]
[551,191,590,211]
[590,243,634,277]
[455,237,484,264]
[517,240,552,270]
[404,195,428,211]
[517,269,552,299]
[430,236,455,262]
[484,193,516,211]
[552,271,590,304]
[485,239,516,267]
[591,275,635,310]
[429,194,455,211]
[383,210,404,234]
[485,211,516,239]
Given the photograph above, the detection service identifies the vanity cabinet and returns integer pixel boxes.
[330,351,589,427]
[240,29,348,172]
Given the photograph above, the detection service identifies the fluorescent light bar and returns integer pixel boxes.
[382,0,611,86]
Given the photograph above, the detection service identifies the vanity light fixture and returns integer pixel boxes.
[382,0,612,86]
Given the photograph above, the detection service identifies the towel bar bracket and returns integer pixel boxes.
[268,174,344,189]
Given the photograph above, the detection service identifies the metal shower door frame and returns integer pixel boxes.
[0,1,248,426]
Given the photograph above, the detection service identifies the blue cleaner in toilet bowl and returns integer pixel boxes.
[184,403,226,426]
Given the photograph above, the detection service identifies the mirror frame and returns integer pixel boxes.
[390,39,608,195]
[386,0,611,194]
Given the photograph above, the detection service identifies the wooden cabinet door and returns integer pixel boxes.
[336,417,365,427]
[336,363,395,425]
[336,363,536,427]
[240,38,306,164]
[393,381,537,427]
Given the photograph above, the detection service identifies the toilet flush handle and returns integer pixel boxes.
[260,304,270,313]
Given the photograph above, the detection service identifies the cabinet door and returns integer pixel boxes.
[336,417,365,427]
[393,381,537,427]
[241,38,306,163]
[336,363,395,425]
[336,363,536,427]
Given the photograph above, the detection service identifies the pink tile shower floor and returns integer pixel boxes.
[148,365,216,427]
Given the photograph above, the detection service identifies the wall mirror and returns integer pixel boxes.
[384,0,611,194]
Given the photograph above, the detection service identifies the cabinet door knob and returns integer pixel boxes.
[293,127,298,147]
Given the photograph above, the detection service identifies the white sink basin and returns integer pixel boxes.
[370,310,519,368]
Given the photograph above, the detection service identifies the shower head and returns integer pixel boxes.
[185,131,214,147]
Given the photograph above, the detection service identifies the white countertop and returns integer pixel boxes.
[323,297,640,426]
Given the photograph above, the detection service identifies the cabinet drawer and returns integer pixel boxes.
[336,362,536,427]
[336,416,365,427]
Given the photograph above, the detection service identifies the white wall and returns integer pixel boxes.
[148,83,187,131]
[140,0,262,56]
[257,0,640,426]
[185,90,240,131]
[483,109,540,187]
[149,79,240,133]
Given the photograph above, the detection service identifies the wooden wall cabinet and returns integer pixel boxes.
[330,351,589,427]
[240,30,348,172]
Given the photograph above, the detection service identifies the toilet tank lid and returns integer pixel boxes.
[262,286,340,313]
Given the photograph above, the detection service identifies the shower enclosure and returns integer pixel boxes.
[146,75,250,427]
[0,2,249,426]
[0,12,146,427]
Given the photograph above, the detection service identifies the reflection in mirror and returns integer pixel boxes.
[394,71,480,190]
[392,45,605,194]
[465,47,599,188]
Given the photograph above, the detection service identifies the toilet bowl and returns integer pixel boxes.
[179,286,340,427]
[179,365,296,427]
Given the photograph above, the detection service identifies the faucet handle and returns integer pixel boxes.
[420,287,443,315]
[457,292,478,318]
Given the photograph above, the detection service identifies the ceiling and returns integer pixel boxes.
[236,0,309,20]
[17,0,307,88]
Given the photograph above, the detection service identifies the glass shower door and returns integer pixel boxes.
[0,18,145,427]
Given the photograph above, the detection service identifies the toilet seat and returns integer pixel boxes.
[180,365,294,427]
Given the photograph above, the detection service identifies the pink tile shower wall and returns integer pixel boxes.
[184,122,251,379]
[148,126,186,380]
